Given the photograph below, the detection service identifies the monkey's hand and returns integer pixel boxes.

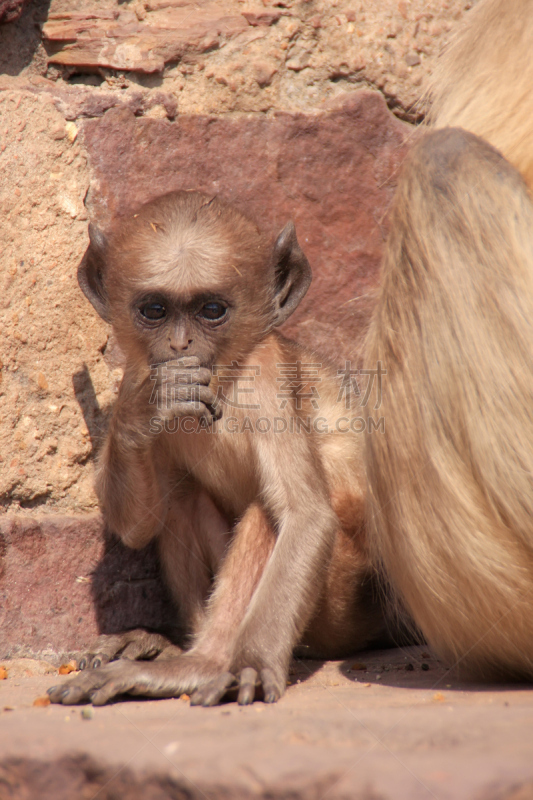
[189,654,287,707]
[150,356,222,426]
[47,653,230,706]
[75,630,181,670]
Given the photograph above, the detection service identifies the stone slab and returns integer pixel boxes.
[0,515,176,660]
[43,2,253,73]
[0,651,532,799]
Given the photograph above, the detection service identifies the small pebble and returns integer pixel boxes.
[421,663,429,671]
[33,696,50,707]
[58,661,77,675]
[405,663,414,671]
[81,707,94,720]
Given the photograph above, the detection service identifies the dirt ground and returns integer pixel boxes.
[1,649,533,800]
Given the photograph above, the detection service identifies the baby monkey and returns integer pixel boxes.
[48,191,385,707]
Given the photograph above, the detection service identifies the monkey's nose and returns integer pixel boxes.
[169,337,193,351]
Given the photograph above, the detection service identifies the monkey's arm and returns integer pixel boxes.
[191,432,339,705]
[95,386,167,549]
[97,357,219,548]
[221,434,338,701]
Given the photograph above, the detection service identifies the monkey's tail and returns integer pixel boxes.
[427,0,533,192]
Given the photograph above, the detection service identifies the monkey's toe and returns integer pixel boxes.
[189,665,284,706]
[190,672,236,706]
[78,653,110,670]
[47,685,68,703]
[76,630,173,671]
[260,668,283,703]
[237,668,258,705]
[48,662,132,705]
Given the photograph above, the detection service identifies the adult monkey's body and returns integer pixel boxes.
[48,192,386,707]
[365,0,533,679]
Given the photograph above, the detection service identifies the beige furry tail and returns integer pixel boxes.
[428,0,533,190]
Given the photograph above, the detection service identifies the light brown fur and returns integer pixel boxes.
[427,0,533,193]
[365,0,533,678]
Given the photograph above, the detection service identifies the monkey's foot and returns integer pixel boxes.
[76,630,180,670]
[190,666,285,707]
[47,654,227,706]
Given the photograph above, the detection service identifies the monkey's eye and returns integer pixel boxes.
[139,302,167,321]
[198,302,227,321]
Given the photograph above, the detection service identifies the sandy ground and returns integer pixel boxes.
[1,647,533,799]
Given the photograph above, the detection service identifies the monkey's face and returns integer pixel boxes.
[77,191,312,372]
[128,288,236,368]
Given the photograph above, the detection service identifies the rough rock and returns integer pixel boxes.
[0,0,27,24]
[3,0,477,120]
[0,90,110,513]
[82,90,411,365]
[0,515,176,660]
[0,87,410,514]
[42,3,251,74]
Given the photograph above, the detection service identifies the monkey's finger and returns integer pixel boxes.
[159,368,212,389]
[174,384,218,405]
[190,672,237,707]
[125,631,175,659]
[210,402,223,421]
[48,671,110,704]
[173,367,212,387]
[166,356,201,369]
[154,360,211,390]
[237,667,258,705]
[260,668,283,704]
[161,399,221,424]
[47,684,72,703]
[90,681,130,706]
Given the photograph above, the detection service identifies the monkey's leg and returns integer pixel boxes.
[48,503,274,706]
[73,489,230,673]
[365,127,533,679]
[158,489,231,637]
[298,528,387,660]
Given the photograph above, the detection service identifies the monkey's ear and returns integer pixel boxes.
[272,222,312,326]
[77,223,111,323]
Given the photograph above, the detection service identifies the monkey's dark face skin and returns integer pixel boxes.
[77,190,312,374]
[131,290,233,368]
